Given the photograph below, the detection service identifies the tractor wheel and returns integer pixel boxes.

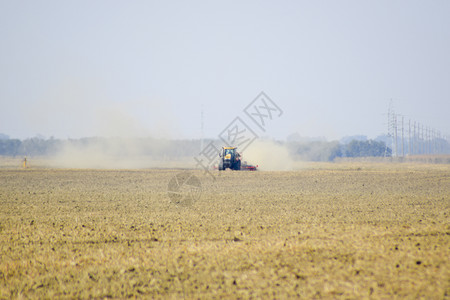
[235,160,241,171]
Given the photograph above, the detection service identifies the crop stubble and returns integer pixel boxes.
[0,164,449,298]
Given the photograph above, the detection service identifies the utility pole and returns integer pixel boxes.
[417,123,420,155]
[421,124,424,154]
[385,103,448,156]
[200,105,204,153]
[431,128,436,154]
[401,115,405,157]
[408,119,411,156]
[394,114,398,157]
[387,101,395,157]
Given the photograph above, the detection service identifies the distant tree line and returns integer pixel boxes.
[0,137,60,157]
[288,139,391,161]
[0,137,206,158]
[1,136,392,161]
[342,139,390,157]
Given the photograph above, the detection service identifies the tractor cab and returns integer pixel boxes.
[219,147,241,170]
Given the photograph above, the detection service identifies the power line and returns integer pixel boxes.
[386,102,450,156]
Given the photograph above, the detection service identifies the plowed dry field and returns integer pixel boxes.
[1,163,449,299]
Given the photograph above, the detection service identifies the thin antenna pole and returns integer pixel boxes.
[408,119,411,156]
[401,115,404,157]
[422,124,424,154]
[200,105,204,152]
[386,103,391,157]
[394,114,398,157]
[417,123,420,154]
[431,127,434,154]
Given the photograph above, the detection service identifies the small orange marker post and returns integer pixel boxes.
[23,157,27,168]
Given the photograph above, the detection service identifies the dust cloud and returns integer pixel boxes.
[48,138,195,169]
[31,79,189,169]
[49,138,298,170]
[242,139,296,171]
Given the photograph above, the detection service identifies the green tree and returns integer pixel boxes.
[345,140,390,157]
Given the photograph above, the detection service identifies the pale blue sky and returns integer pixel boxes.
[1,1,449,140]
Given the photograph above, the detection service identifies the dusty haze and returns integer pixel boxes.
[48,138,196,169]
[243,139,297,171]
